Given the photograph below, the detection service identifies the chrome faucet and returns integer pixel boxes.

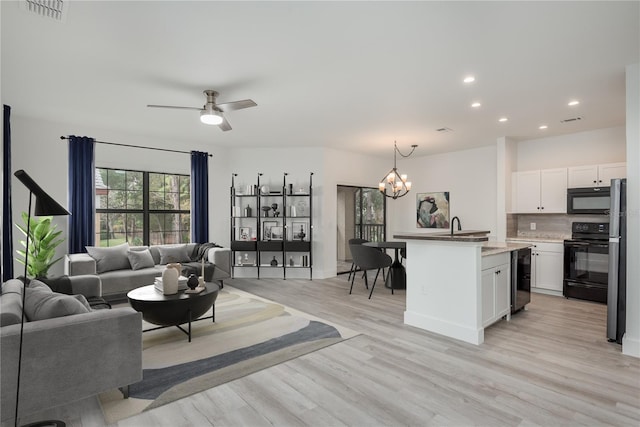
[451,216,462,235]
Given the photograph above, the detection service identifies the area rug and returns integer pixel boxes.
[98,286,359,424]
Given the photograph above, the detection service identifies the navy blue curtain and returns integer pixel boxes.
[2,105,13,281]
[190,151,209,243]
[68,136,95,253]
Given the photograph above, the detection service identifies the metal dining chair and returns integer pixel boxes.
[347,238,369,282]
[349,243,393,299]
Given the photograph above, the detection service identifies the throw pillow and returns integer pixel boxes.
[157,245,190,264]
[86,242,131,274]
[24,286,90,321]
[127,248,155,270]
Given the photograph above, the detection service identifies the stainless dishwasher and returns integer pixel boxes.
[511,248,532,313]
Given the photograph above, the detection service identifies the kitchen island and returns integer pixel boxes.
[394,231,531,345]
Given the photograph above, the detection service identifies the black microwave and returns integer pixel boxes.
[567,187,610,214]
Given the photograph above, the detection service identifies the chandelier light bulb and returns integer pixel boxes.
[405,182,412,191]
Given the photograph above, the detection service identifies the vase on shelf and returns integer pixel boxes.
[270,256,278,267]
[289,256,294,267]
[244,205,252,217]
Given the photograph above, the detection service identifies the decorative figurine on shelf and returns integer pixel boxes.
[244,253,250,264]
[237,255,242,266]
[270,256,278,267]
[289,256,294,267]
[187,274,199,290]
[261,206,271,217]
[271,203,280,217]
[296,225,306,241]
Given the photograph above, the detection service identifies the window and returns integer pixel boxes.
[96,168,190,247]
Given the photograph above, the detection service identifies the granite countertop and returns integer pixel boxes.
[394,230,490,242]
[481,241,533,256]
[506,236,567,244]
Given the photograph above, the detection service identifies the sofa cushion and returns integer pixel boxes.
[24,283,90,321]
[1,279,25,326]
[157,245,191,264]
[127,248,155,270]
[86,242,131,274]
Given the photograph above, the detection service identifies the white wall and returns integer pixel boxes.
[321,148,389,278]
[8,114,229,277]
[624,64,639,358]
[516,126,626,171]
[388,146,498,240]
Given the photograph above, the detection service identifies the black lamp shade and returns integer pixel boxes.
[14,170,70,216]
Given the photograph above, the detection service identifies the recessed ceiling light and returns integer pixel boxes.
[568,100,580,106]
[539,125,548,130]
[498,117,508,122]
[471,102,481,108]
[463,76,475,83]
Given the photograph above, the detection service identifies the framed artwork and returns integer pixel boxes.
[416,192,450,229]
[291,222,308,241]
[295,199,308,216]
[239,227,251,241]
[263,221,278,240]
[270,225,284,240]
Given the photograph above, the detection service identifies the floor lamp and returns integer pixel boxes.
[13,170,70,427]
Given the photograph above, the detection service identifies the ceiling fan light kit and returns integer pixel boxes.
[200,109,223,125]
[148,89,257,131]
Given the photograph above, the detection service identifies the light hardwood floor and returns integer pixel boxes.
[11,276,640,426]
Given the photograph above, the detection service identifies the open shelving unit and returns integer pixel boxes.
[230,172,313,280]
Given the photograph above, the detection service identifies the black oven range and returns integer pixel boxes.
[563,222,609,304]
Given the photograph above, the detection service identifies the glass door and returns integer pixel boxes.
[336,185,386,275]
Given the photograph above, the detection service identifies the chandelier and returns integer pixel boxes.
[378,141,418,199]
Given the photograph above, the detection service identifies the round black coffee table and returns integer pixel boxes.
[127,282,219,342]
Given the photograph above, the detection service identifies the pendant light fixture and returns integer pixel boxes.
[378,141,418,199]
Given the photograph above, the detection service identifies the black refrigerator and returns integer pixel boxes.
[607,178,626,343]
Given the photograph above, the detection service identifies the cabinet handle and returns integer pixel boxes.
[593,180,597,183]
[541,206,544,210]
[537,207,540,210]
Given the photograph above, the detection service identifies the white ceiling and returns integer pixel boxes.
[2,1,639,158]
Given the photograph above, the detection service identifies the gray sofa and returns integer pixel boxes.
[0,276,142,423]
[65,243,231,300]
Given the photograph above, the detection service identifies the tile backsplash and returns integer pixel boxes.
[509,213,608,239]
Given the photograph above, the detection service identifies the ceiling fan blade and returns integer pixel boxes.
[147,104,203,111]
[216,99,257,112]
[218,116,232,132]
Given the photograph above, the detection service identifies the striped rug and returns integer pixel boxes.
[98,286,359,424]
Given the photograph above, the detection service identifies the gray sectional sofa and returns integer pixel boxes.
[65,242,231,301]
[0,276,142,422]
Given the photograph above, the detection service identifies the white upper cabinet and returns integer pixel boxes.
[513,168,567,213]
[568,162,626,188]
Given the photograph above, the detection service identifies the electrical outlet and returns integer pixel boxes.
[530,222,536,231]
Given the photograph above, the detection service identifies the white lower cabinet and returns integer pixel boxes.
[481,253,511,327]
[511,241,564,294]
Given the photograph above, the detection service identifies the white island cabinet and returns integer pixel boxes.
[481,252,511,327]
[395,231,530,346]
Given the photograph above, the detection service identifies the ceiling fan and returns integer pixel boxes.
[147,90,257,131]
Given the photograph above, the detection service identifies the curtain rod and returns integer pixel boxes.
[59,136,212,157]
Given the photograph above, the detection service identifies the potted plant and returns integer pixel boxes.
[15,212,65,278]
